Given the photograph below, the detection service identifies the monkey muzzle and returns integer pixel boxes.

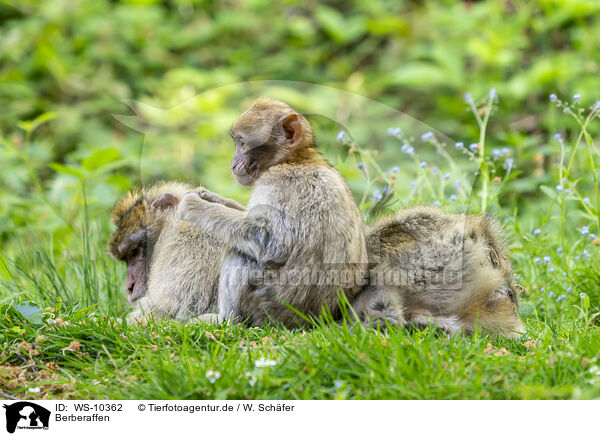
[231,159,259,186]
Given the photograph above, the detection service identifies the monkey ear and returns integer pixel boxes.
[488,246,500,268]
[151,193,179,210]
[279,113,303,148]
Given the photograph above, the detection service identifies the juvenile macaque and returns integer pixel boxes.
[108,182,226,321]
[352,206,525,338]
[176,98,368,327]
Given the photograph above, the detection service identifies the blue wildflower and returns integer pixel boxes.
[549,291,555,298]
[406,147,414,155]
[420,161,427,168]
[433,201,441,207]
[421,132,434,142]
[589,233,597,240]
[533,229,541,236]
[556,185,564,193]
[534,257,541,264]
[387,127,401,136]
[357,162,368,179]
[557,247,563,254]
[373,190,383,201]
[401,143,409,152]
[450,194,458,202]
[549,93,557,102]
[583,250,590,260]
[464,93,473,104]
[391,166,400,173]
[543,256,551,264]
[455,142,464,149]
[566,286,572,293]
[410,181,417,189]
[469,143,478,151]
[549,267,555,273]
[581,226,590,236]
[553,133,562,142]
[504,158,514,169]
[573,94,581,104]
[489,88,497,100]
[583,197,591,205]
[443,172,451,179]
[492,149,500,158]
[556,294,566,302]
[336,131,347,143]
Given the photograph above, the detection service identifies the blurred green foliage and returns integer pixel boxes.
[1,0,599,256]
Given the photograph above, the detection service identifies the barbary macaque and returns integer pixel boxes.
[109,185,523,337]
[175,97,369,327]
[108,182,227,321]
[352,206,525,338]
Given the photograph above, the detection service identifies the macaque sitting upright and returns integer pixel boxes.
[175,98,368,327]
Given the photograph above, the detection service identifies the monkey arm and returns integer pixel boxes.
[178,193,289,263]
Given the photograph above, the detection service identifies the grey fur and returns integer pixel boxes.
[108,182,223,322]
[177,98,368,328]
[178,161,368,327]
[111,187,524,338]
[352,206,525,338]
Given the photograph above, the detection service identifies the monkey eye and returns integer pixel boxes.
[127,245,142,261]
[238,138,245,146]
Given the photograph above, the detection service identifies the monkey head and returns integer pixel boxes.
[108,182,191,302]
[479,259,525,338]
[229,97,315,186]
[465,215,525,337]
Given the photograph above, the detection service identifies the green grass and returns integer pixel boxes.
[1,229,600,400]
[1,296,600,400]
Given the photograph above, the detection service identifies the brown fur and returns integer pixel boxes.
[352,206,524,338]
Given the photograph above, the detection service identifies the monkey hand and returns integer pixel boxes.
[177,191,209,221]
[199,189,247,211]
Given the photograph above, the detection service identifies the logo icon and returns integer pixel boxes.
[3,402,50,434]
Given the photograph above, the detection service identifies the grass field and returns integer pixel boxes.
[1,279,600,400]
